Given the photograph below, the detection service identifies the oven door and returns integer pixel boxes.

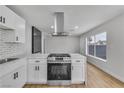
[47,63,71,80]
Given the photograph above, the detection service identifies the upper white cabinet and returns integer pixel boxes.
[15,15,25,43]
[0,5,15,30]
[11,15,25,43]
[0,5,25,43]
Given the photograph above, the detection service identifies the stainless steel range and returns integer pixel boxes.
[47,53,71,85]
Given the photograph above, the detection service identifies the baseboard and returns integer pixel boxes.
[88,62,124,83]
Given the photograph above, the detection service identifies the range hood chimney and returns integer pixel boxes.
[52,12,68,36]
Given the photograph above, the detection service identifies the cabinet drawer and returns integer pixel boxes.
[28,59,46,63]
[72,59,84,63]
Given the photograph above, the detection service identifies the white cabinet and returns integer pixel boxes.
[0,5,25,43]
[15,65,27,87]
[0,58,27,88]
[14,14,25,43]
[27,58,47,84]
[71,59,85,84]
[0,70,16,88]
[28,64,39,83]
[0,65,27,88]
[5,15,25,43]
[3,14,25,43]
[2,6,16,29]
[0,5,15,30]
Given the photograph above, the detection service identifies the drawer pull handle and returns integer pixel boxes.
[38,66,39,70]
[35,60,40,62]
[35,66,37,71]
[16,36,18,41]
[13,73,16,79]
[0,16,2,22]
[76,60,80,62]
[3,17,5,23]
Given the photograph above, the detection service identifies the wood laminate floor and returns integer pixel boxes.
[23,63,124,88]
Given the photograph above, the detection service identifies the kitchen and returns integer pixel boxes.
[0,5,124,88]
[0,5,87,88]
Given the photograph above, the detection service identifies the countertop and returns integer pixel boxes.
[27,54,49,59]
[70,54,86,59]
[0,53,86,78]
[0,53,27,60]
[28,53,86,59]
[0,57,26,78]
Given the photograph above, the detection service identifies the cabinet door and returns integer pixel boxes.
[14,66,27,88]
[3,6,15,29]
[28,64,39,83]
[0,6,6,27]
[14,14,25,43]
[0,6,15,29]
[72,60,85,84]
[28,62,47,84]
[0,6,2,24]
[1,72,16,88]
[38,63,47,84]
[0,6,25,43]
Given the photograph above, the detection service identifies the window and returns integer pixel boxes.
[88,36,95,56]
[87,32,107,60]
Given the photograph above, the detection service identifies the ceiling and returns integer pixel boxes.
[7,5,124,36]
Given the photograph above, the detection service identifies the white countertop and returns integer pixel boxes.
[27,54,49,59]
[28,53,86,59]
[0,58,26,78]
[70,54,86,59]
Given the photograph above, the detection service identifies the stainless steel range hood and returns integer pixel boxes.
[52,12,68,36]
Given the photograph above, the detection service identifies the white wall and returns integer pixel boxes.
[25,23,32,55]
[0,22,32,59]
[25,24,80,55]
[45,36,80,53]
[7,6,81,55]
[80,13,124,82]
[0,30,26,59]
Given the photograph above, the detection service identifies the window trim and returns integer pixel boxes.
[87,54,107,62]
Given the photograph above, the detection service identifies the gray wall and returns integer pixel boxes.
[45,36,80,53]
[80,13,124,82]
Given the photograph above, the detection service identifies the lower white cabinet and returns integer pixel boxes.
[15,65,27,87]
[1,71,16,88]
[27,59,47,84]
[0,65,26,88]
[71,59,85,84]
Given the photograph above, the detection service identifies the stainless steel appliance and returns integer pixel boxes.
[47,53,71,85]
[51,12,69,36]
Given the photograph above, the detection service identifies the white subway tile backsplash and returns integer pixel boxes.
[0,30,25,59]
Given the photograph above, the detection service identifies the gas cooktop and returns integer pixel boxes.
[47,53,71,58]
